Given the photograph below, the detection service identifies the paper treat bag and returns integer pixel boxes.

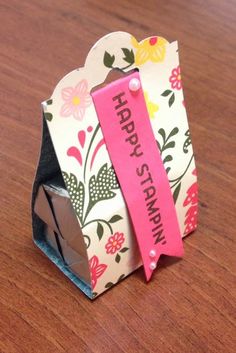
[32,32,198,299]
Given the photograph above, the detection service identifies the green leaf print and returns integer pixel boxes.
[162,141,175,151]
[103,51,115,68]
[44,112,53,121]
[104,274,126,290]
[165,167,171,174]
[168,127,179,138]
[117,274,125,282]
[119,247,129,253]
[83,163,120,223]
[121,48,135,64]
[161,89,176,107]
[157,127,179,175]
[103,48,135,72]
[89,163,119,205]
[157,127,179,155]
[62,172,85,224]
[158,128,166,142]
[163,155,173,164]
[161,89,172,97]
[168,93,175,107]
[115,253,121,263]
[96,222,104,240]
[108,215,123,223]
[105,282,114,289]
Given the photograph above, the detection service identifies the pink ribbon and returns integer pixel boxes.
[92,71,183,281]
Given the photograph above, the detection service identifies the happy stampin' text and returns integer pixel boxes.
[112,92,166,246]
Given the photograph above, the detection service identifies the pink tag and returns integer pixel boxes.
[92,71,184,281]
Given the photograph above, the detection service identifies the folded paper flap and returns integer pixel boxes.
[46,228,91,284]
[44,226,60,256]
[44,183,69,197]
[31,117,92,297]
[44,184,88,258]
[34,182,91,285]
[58,237,91,284]
[31,116,62,236]
[61,240,91,285]
[34,185,60,234]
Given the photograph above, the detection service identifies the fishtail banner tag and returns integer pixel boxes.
[92,71,184,281]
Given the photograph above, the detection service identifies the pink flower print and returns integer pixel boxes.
[183,182,198,207]
[105,232,125,255]
[60,79,92,120]
[169,65,182,90]
[89,255,107,289]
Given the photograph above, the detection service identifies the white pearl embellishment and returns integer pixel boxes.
[149,249,156,258]
[129,78,141,92]
[149,262,157,271]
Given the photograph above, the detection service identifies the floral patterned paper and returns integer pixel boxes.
[41,32,198,298]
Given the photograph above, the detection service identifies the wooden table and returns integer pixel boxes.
[0,1,235,352]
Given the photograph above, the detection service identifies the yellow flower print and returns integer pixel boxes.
[131,36,169,66]
[144,92,159,119]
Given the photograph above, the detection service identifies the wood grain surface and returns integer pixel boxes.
[0,1,235,352]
